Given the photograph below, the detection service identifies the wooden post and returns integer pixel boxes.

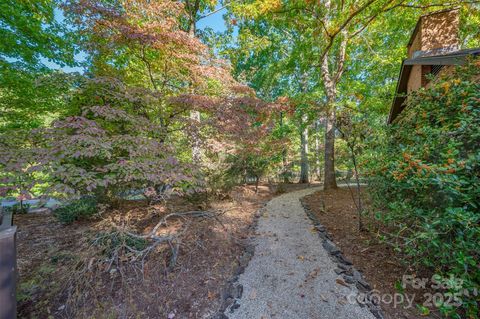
[0,209,17,319]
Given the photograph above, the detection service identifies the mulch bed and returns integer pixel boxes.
[303,187,439,319]
[15,183,309,319]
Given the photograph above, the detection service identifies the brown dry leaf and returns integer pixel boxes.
[249,289,257,300]
[207,291,215,299]
[306,267,320,281]
[336,278,350,287]
[297,255,305,261]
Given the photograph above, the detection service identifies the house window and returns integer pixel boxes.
[421,65,432,87]
[422,65,444,87]
[431,65,444,76]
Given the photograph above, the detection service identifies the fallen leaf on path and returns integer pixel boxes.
[336,278,350,287]
[306,267,320,281]
[249,289,257,299]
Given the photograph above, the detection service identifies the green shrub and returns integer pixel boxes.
[4,202,30,214]
[368,59,480,318]
[54,196,97,223]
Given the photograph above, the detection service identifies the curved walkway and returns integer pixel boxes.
[224,187,375,319]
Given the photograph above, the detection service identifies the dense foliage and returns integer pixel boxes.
[54,196,97,223]
[1,0,480,318]
[368,60,480,317]
[0,0,281,205]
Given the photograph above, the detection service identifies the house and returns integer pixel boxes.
[388,8,480,124]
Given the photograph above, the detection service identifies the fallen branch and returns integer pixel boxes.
[142,210,219,239]
[97,209,224,272]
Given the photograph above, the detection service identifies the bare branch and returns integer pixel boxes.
[349,0,397,39]
[198,3,231,20]
[133,210,220,239]
[318,0,378,61]
[139,46,157,90]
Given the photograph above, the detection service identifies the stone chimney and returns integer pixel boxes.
[407,8,460,59]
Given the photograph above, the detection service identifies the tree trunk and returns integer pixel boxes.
[187,18,201,163]
[323,106,337,189]
[315,119,321,181]
[280,112,290,183]
[282,150,288,182]
[299,114,309,184]
[321,52,338,190]
[319,28,348,190]
[190,110,201,163]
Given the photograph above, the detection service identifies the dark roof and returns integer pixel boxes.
[388,48,480,124]
[407,8,459,47]
[404,48,480,65]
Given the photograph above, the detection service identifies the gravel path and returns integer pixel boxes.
[224,187,375,319]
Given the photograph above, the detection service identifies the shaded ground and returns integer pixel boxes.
[225,187,375,319]
[15,183,309,319]
[303,187,437,319]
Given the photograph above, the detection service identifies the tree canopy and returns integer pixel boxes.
[1,1,480,317]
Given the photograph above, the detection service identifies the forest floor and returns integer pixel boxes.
[15,183,308,319]
[303,187,438,319]
[14,184,441,319]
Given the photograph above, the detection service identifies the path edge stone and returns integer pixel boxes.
[299,196,385,319]
[210,204,267,319]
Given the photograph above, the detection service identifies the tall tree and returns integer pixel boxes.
[67,0,235,142]
[180,0,231,163]
[182,0,215,162]
[228,0,480,189]
[223,14,323,183]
